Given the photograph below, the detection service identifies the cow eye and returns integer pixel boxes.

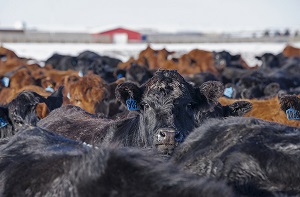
[75,99,81,103]
[186,103,193,110]
[142,103,150,110]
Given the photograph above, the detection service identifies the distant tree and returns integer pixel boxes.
[283,29,290,37]
[263,30,270,37]
[295,30,299,37]
[274,30,281,37]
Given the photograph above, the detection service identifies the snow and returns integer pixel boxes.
[2,42,300,67]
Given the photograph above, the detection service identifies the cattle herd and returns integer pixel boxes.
[1,44,300,197]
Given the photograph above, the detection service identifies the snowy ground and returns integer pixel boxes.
[2,42,300,67]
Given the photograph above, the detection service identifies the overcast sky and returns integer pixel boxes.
[0,0,299,33]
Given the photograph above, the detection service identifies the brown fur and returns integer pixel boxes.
[45,69,79,85]
[35,103,50,119]
[282,45,300,58]
[0,59,28,76]
[69,74,109,114]
[0,85,51,105]
[0,46,18,59]
[219,96,300,127]
[9,68,36,90]
[117,46,223,75]
[57,74,81,105]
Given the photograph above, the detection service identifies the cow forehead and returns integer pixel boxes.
[144,77,192,100]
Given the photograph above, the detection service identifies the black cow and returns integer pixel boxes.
[0,126,234,197]
[38,70,252,155]
[45,53,78,70]
[77,50,122,83]
[172,117,300,197]
[45,51,122,83]
[255,53,287,70]
[0,87,63,138]
[116,63,154,85]
[184,72,221,87]
[213,50,246,70]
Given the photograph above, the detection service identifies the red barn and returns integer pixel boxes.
[93,27,141,43]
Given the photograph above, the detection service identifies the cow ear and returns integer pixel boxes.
[223,101,252,117]
[255,55,262,60]
[279,94,300,112]
[115,82,143,110]
[108,77,126,100]
[197,81,224,107]
[35,103,50,119]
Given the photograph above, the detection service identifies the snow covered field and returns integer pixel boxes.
[2,42,300,67]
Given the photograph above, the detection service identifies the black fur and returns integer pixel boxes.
[0,126,234,197]
[38,70,251,155]
[0,88,63,139]
[173,117,300,196]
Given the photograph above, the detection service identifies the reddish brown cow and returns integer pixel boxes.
[56,74,81,105]
[282,45,300,58]
[0,58,28,76]
[0,85,52,105]
[0,46,19,59]
[8,67,36,90]
[68,74,124,115]
[118,46,175,71]
[118,46,252,76]
[219,96,300,127]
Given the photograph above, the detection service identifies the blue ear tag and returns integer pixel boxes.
[0,118,8,128]
[126,98,139,111]
[224,87,233,98]
[78,70,83,77]
[117,73,124,79]
[286,108,300,120]
[1,77,10,87]
[45,85,55,93]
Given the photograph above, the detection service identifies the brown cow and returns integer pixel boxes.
[0,85,52,105]
[219,96,300,127]
[118,46,175,71]
[68,74,125,116]
[282,45,300,58]
[56,74,81,104]
[119,46,251,76]
[0,46,18,59]
[0,58,28,76]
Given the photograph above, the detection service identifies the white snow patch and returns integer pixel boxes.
[2,42,300,67]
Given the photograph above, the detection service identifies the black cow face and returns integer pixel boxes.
[255,53,280,69]
[116,70,224,155]
[7,91,41,131]
[126,63,153,85]
[214,51,231,70]
[0,91,42,139]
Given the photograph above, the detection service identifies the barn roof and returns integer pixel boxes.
[96,27,140,35]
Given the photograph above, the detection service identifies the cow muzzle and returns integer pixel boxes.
[155,128,183,155]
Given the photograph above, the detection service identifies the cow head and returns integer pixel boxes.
[7,91,41,131]
[0,91,41,138]
[116,70,224,155]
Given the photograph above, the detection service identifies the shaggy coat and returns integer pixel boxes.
[38,70,252,155]
[172,117,300,197]
[0,126,234,197]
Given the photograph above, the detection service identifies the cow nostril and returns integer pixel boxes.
[159,131,166,138]
[175,132,183,142]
